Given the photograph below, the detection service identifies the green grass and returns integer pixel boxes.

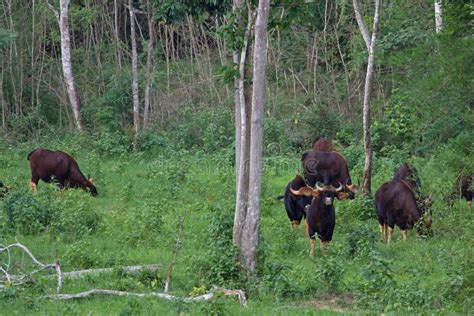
[1,143,472,315]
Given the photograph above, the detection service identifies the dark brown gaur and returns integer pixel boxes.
[312,136,334,152]
[27,148,97,196]
[459,174,473,209]
[375,180,432,243]
[301,150,357,198]
[291,183,343,256]
[278,175,313,227]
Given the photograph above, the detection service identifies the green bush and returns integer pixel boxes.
[314,254,345,293]
[346,222,379,258]
[62,240,102,269]
[190,207,243,288]
[0,190,58,235]
[338,195,375,223]
[259,262,295,300]
[351,250,396,312]
[49,191,101,242]
[164,107,234,154]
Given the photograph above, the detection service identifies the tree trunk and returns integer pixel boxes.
[233,0,243,179]
[241,0,270,272]
[114,0,122,70]
[47,0,82,131]
[434,0,442,33]
[143,1,155,129]
[0,62,7,129]
[233,7,253,250]
[353,0,381,195]
[233,0,270,273]
[128,0,140,150]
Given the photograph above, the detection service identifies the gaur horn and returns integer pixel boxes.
[336,183,344,192]
[346,183,357,192]
[316,182,325,192]
[290,186,314,197]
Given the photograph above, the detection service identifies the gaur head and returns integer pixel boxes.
[85,177,98,196]
[415,195,433,236]
[341,180,357,200]
[290,182,343,205]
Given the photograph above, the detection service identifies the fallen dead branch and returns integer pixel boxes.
[2,241,248,308]
[0,239,62,292]
[43,287,248,306]
[45,264,161,280]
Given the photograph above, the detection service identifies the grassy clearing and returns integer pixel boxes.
[0,140,472,314]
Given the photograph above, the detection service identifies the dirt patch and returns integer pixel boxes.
[304,293,355,313]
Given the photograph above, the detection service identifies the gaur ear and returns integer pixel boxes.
[337,192,349,200]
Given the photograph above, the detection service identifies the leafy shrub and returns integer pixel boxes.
[197,292,228,316]
[120,203,164,246]
[315,254,345,293]
[190,206,243,288]
[347,222,379,258]
[91,130,132,156]
[62,240,101,269]
[49,191,101,242]
[259,262,295,300]
[164,107,233,154]
[338,195,375,222]
[351,250,396,312]
[0,190,58,235]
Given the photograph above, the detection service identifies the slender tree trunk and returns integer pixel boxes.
[6,0,19,116]
[0,62,7,129]
[233,0,243,180]
[434,0,442,33]
[234,7,253,249]
[353,0,381,195]
[114,0,122,70]
[47,0,83,131]
[31,0,35,108]
[128,0,140,150]
[241,0,270,272]
[143,2,155,129]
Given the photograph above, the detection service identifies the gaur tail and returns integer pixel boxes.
[27,149,38,160]
[276,195,284,201]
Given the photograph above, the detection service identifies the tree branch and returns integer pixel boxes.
[44,264,161,280]
[45,0,59,23]
[371,0,381,47]
[352,0,371,50]
[0,240,62,292]
[43,288,248,306]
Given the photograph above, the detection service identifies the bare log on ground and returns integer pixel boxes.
[43,287,248,306]
[44,264,161,280]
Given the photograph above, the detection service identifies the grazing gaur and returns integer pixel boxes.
[290,183,343,256]
[459,174,473,209]
[393,163,422,195]
[312,136,334,152]
[27,148,97,196]
[278,175,312,227]
[375,180,432,243]
[0,181,9,198]
[301,150,356,199]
